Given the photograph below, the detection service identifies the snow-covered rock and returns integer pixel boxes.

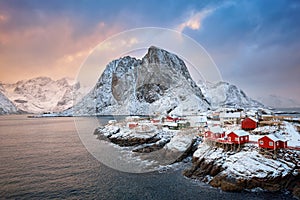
[94,120,198,163]
[94,122,160,147]
[0,91,18,115]
[63,46,210,116]
[184,143,299,193]
[165,130,195,152]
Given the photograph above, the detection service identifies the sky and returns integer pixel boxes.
[0,0,299,102]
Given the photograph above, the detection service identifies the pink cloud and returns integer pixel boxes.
[177,8,215,33]
[0,16,122,83]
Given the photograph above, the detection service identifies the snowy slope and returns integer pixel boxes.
[201,81,264,109]
[1,77,83,114]
[0,91,18,114]
[63,46,210,116]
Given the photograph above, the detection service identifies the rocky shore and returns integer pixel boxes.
[93,122,197,164]
[183,143,300,198]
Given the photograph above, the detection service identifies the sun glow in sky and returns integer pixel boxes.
[0,0,299,102]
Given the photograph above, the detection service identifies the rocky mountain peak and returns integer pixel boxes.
[66,46,211,116]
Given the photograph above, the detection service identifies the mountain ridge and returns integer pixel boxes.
[0,47,268,115]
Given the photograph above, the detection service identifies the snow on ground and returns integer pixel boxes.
[283,122,300,147]
[165,131,195,152]
[222,151,294,179]
[193,143,211,158]
[252,125,279,134]
[194,144,295,180]
[249,135,260,143]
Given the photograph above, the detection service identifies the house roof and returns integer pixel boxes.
[210,126,223,134]
[259,134,287,142]
[230,130,249,137]
[220,112,241,118]
[245,117,258,122]
[198,116,208,122]
[164,122,177,127]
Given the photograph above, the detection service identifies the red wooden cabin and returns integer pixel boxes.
[241,117,258,130]
[227,130,249,144]
[258,135,287,149]
[205,126,225,139]
[211,126,225,138]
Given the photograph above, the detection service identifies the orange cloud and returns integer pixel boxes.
[177,8,215,33]
[0,14,8,23]
[0,16,121,83]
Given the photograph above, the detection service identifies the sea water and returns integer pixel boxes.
[0,115,295,199]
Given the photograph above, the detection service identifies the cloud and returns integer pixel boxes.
[177,8,215,33]
[0,14,8,23]
[0,14,121,83]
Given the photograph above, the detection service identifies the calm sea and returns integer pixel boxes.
[275,107,300,118]
[0,115,295,199]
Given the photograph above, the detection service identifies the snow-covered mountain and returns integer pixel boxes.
[0,77,82,114]
[63,46,211,116]
[0,47,265,115]
[0,91,18,115]
[256,94,300,108]
[201,81,264,109]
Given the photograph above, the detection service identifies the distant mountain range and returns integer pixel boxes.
[1,46,288,115]
[0,77,87,114]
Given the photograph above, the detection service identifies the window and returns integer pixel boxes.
[241,137,244,141]
[259,140,264,145]
[269,141,273,146]
[235,137,238,141]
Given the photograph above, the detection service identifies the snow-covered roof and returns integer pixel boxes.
[230,130,249,137]
[210,126,223,134]
[208,121,221,125]
[177,121,187,124]
[245,110,257,116]
[246,117,258,122]
[198,116,207,122]
[127,122,138,125]
[220,112,241,118]
[260,134,287,142]
[164,122,177,127]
